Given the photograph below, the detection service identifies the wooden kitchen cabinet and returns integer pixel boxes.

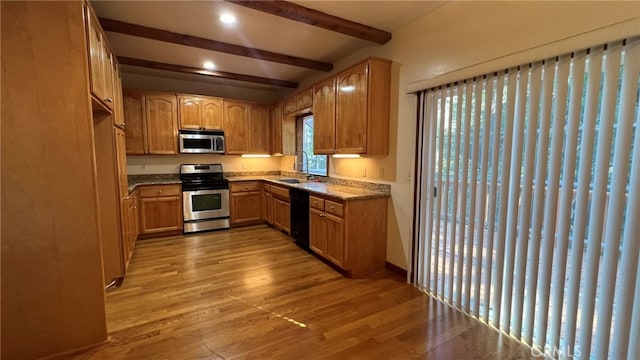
[283,87,313,115]
[250,104,270,154]
[123,90,146,154]
[178,95,223,130]
[262,184,273,225]
[313,57,391,155]
[313,77,337,154]
[308,195,388,277]
[223,100,250,154]
[230,181,263,225]
[144,94,178,154]
[122,190,138,270]
[270,102,296,155]
[86,9,114,110]
[202,97,224,130]
[270,184,290,234]
[111,62,126,128]
[137,184,183,237]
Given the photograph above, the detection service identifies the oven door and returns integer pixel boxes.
[183,189,229,221]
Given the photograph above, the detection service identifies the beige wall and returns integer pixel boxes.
[291,1,640,270]
[127,154,282,175]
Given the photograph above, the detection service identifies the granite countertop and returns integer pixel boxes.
[127,174,390,200]
[227,176,390,200]
[127,174,181,192]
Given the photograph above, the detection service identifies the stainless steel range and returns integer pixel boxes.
[180,164,230,233]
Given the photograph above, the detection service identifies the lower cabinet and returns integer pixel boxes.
[309,195,387,277]
[137,184,183,237]
[121,190,138,269]
[270,184,290,234]
[230,181,263,225]
[262,184,273,225]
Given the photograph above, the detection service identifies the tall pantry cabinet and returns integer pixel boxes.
[2,2,130,359]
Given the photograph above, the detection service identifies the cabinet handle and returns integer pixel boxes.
[330,205,335,209]
[244,186,249,189]
[320,213,324,217]
[157,190,162,194]
[105,98,113,103]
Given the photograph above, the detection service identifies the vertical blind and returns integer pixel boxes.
[413,37,640,359]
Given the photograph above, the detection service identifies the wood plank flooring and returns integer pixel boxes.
[71,225,533,359]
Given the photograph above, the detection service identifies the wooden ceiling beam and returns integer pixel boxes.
[225,1,392,45]
[117,56,299,88]
[99,18,332,72]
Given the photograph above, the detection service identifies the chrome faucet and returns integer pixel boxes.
[295,150,314,180]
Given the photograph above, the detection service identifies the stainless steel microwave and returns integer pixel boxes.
[179,130,225,154]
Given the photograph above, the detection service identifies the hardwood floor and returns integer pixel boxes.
[72,225,533,359]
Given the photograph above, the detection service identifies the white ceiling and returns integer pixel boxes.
[91,1,446,92]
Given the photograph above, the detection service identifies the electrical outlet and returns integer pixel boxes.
[379,168,384,178]
[362,167,367,177]
[406,170,412,182]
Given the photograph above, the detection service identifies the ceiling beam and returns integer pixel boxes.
[225,1,392,45]
[99,18,333,72]
[117,56,299,88]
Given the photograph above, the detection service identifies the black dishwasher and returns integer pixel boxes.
[289,188,310,251]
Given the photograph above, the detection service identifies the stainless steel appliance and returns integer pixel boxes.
[180,164,230,233]
[179,130,225,154]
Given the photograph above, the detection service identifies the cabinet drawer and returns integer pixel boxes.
[231,181,262,193]
[138,184,181,198]
[325,199,344,217]
[270,185,289,200]
[309,195,325,211]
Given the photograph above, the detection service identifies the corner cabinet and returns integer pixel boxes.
[308,195,388,277]
[313,57,391,155]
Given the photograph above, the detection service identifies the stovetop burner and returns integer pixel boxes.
[180,164,228,191]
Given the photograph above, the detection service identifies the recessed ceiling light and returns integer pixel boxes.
[219,13,236,24]
[203,61,216,70]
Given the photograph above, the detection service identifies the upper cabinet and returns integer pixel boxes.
[123,90,146,154]
[144,94,178,154]
[283,87,313,115]
[313,57,391,156]
[223,100,250,154]
[313,77,337,154]
[223,100,271,155]
[86,9,115,110]
[178,95,223,131]
[249,104,270,154]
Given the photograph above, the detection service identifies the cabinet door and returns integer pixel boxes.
[313,77,337,154]
[114,127,128,199]
[262,190,273,224]
[202,97,223,130]
[145,94,178,154]
[336,64,368,153]
[231,191,262,225]
[223,100,250,154]
[250,104,270,154]
[86,10,106,102]
[178,95,203,130]
[273,198,290,233]
[123,91,146,154]
[296,88,313,110]
[270,103,283,155]
[101,46,115,109]
[324,213,344,266]
[283,96,297,114]
[309,208,326,255]
[112,62,125,128]
[138,196,182,234]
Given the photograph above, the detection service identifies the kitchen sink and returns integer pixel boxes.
[278,178,300,184]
